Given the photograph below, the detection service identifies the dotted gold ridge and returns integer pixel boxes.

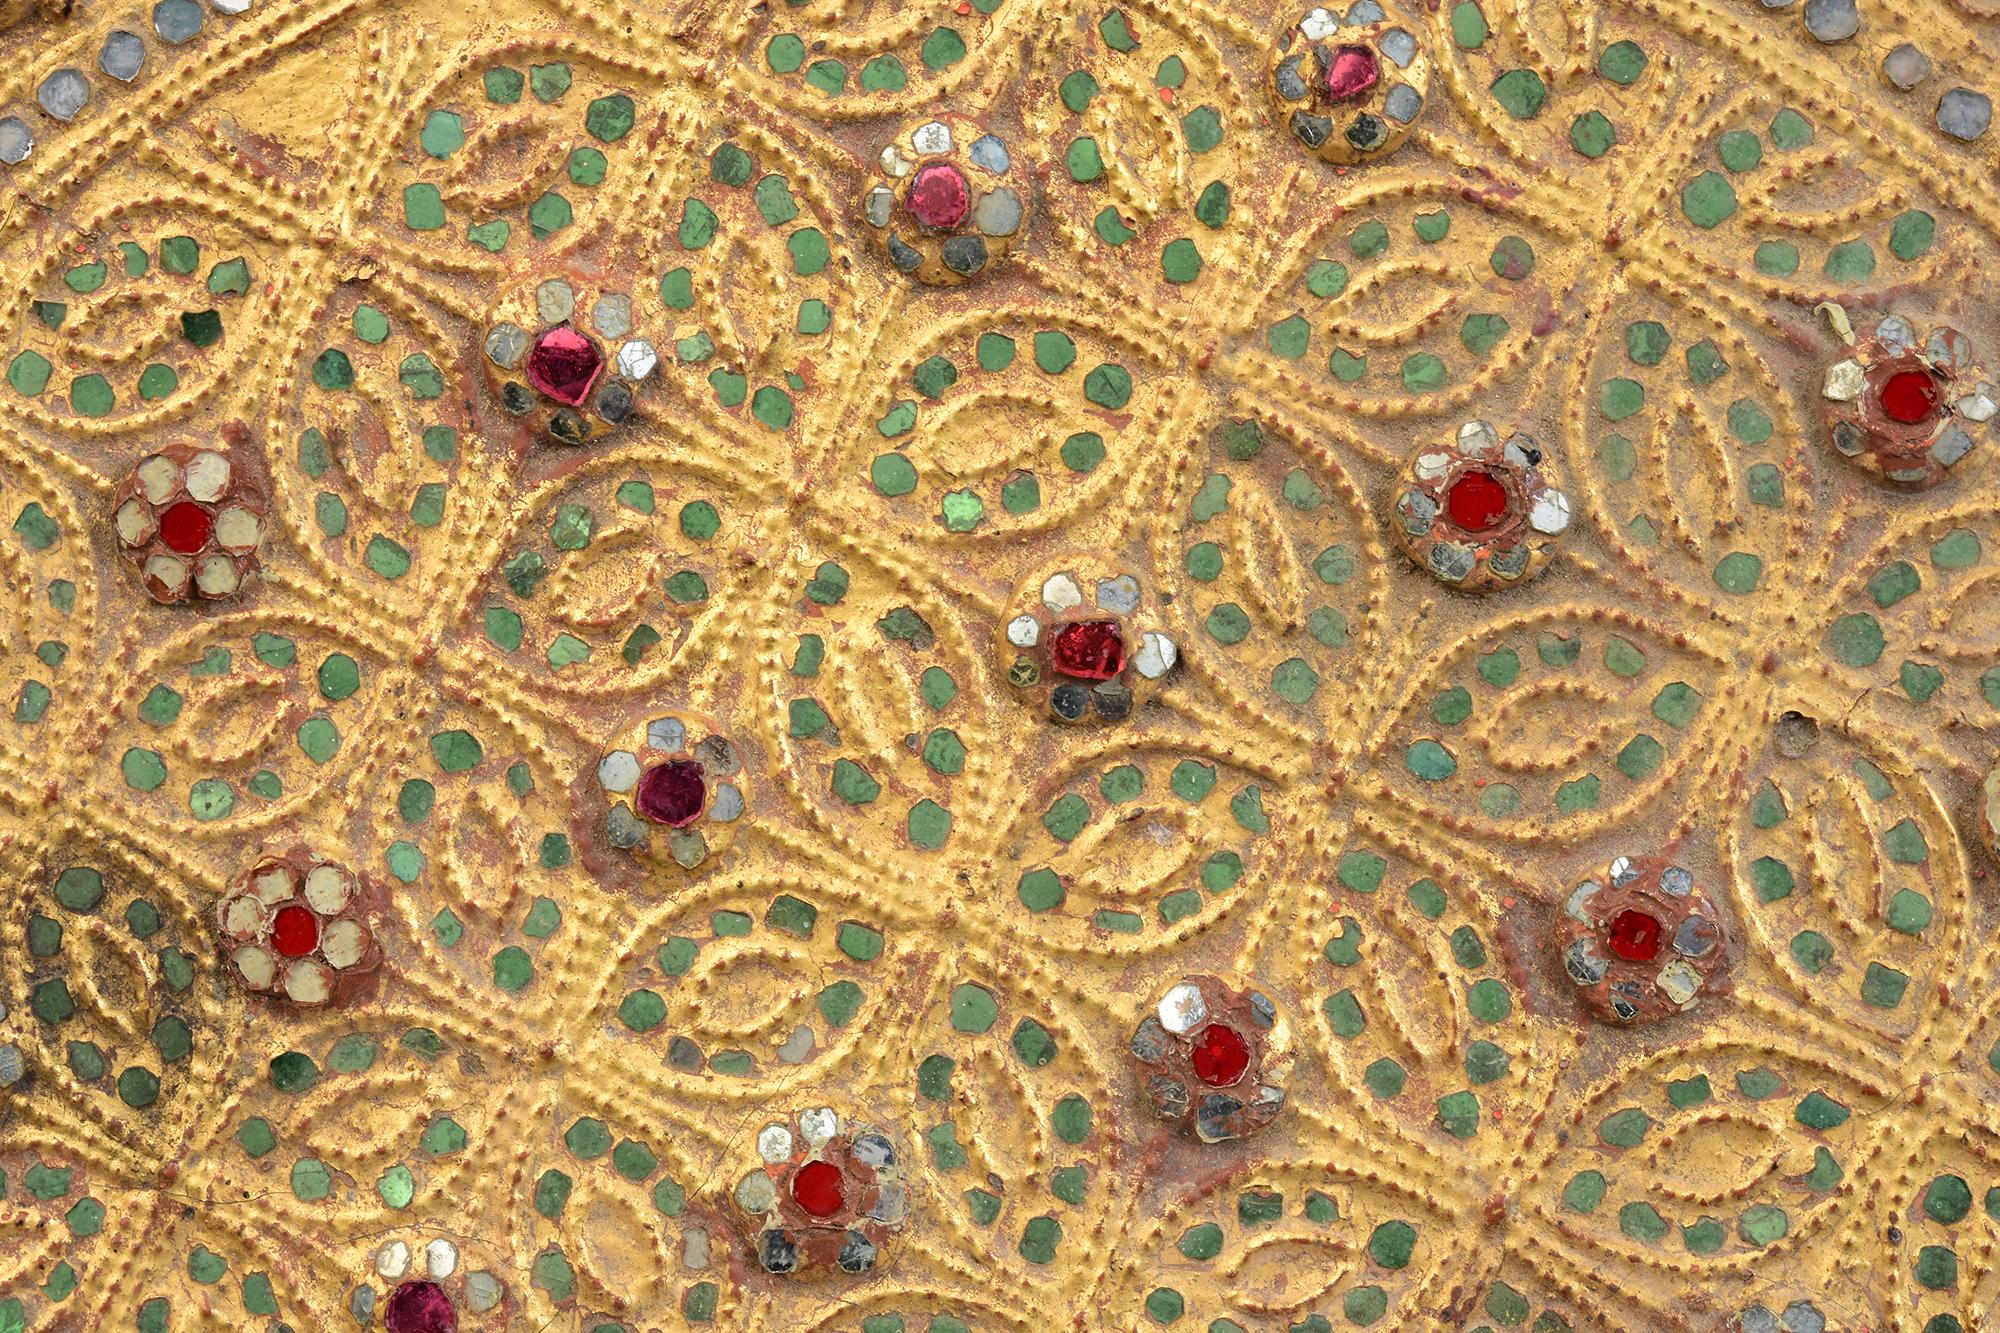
[0,0,1993,1331]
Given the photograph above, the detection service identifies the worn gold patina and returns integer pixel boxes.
[0,0,1996,1330]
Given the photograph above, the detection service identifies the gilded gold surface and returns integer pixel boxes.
[0,0,1996,1330]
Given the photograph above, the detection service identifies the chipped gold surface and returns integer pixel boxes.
[0,0,1996,1331]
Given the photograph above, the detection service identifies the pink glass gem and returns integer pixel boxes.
[525,326,604,407]
[906,162,971,231]
[384,1280,458,1333]
[636,759,706,828]
[1324,45,1381,101]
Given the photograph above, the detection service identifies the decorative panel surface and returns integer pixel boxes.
[0,0,1994,1330]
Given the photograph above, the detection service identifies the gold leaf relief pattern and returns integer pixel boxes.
[0,0,1991,1330]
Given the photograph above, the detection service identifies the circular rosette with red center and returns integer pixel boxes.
[1821,314,1992,488]
[862,117,1026,286]
[1001,563,1177,724]
[1391,419,1570,592]
[1555,854,1726,1024]
[215,849,378,1006]
[482,271,659,446]
[1270,1,1431,165]
[592,712,746,872]
[732,1109,908,1277]
[112,443,265,604]
[358,1234,508,1331]
[1129,977,1290,1143]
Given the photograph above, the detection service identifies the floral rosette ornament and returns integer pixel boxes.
[215,849,377,1006]
[862,117,1025,285]
[1821,308,1992,488]
[732,1109,908,1276]
[1391,419,1570,592]
[482,271,659,445]
[1555,853,1725,1024]
[113,442,265,604]
[353,1234,507,1332]
[1001,563,1177,724]
[1130,977,1290,1143]
[1270,1,1431,164]
[593,712,746,871]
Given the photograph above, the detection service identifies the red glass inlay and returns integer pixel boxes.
[270,904,320,958]
[1879,368,1940,425]
[1189,1022,1251,1086]
[1050,620,1127,680]
[1445,470,1510,533]
[1606,908,1663,962]
[636,759,706,828]
[383,1280,458,1333]
[791,1159,846,1217]
[158,502,213,555]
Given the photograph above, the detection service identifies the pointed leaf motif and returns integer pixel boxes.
[345,695,581,992]
[1523,1039,1888,1314]
[1237,185,1575,422]
[648,112,859,446]
[12,840,226,1143]
[1365,607,1729,838]
[1802,503,2000,775]
[293,1077,440,1175]
[1157,408,1383,741]
[895,966,1132,1296]
[0,1139,101,1321]
[991,742,1288,952]
[1287,829,1562,1169]
[1,2,1997,1328]
[272,279,480,616]
[1026,2,1265,309]
[1643,92,1962,303]
[758,541,995,865]
[8,1201,337,1333]
[189,1030,542,1323]
[0,465,96,747]
[587,876,906,1089]
[726,0,1023,117]
[455,450,774,699]
[1101,1158,1457,1330]
[361,48,653,267]
[504,1097,701,1314]
[1434,5,1699,182]
[1833,1120,2000,1333]
[1562,269,1809,614]
[82,617,397,832]
[0,205,277,431]
[556,1164,690,1310]
[797,1289,1031,1333]
[828,309,1189,545]
[1724,715,1967,1051]
[1446,1261,1625,1332]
